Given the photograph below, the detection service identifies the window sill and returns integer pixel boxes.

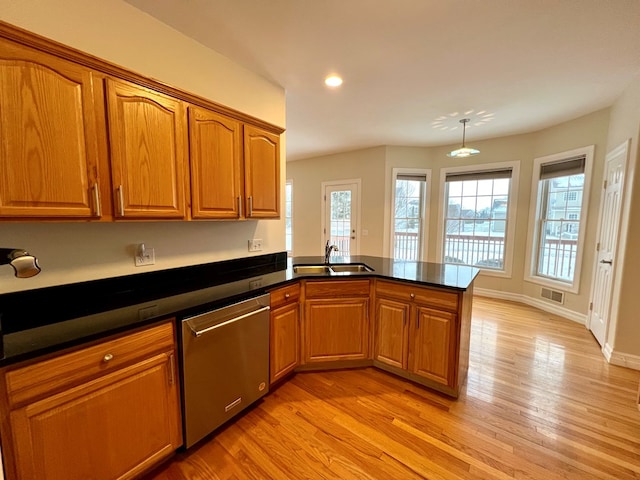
[524,275,579,294]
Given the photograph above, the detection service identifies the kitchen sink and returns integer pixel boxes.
[292,265,331,274]
[292,263,374,274]
[328,263,374,273]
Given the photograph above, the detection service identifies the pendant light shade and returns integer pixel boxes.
[447,118,480,158]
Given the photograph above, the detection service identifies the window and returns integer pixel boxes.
[526,146,593,291]
[391,169,428,261]
[439,161,520,276]
[285,180,293,255]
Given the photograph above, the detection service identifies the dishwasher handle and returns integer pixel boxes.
[186,305,270,338]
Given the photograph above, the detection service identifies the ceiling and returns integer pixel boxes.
[126,0,640,161]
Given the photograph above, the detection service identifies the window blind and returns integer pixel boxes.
[445,167,512,183]
[539,155,586,180]
[397,173,427,182]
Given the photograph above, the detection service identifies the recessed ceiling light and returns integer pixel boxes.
[325,75,343,87]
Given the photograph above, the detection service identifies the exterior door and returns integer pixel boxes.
[587,141,628,346]
[323,181,359,257]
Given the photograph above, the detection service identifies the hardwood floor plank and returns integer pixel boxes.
[145,297,640,479]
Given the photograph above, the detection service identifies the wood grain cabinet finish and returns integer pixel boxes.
[374,280,467,395]
[269,283,301,385]
[106,79,188,219]
[243,125,280,219]
[0,321,182,480]
[303,280,371,364]
[188,105,243,219]
[0,38,105,218]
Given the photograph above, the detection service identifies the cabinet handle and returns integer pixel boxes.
[248,196,253,217]
[117,185,125,216]
[168,353,176,386]
[238,196,243,217]
[410,293,415,299]
[103,353,114,363]
[92,184,102,217]
[284,293,290,299]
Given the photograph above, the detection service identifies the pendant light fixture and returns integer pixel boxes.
[447,118,480,158]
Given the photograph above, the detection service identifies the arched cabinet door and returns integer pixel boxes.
[106,78,188,219]
[243,125,280,219]
[0,38,104,218]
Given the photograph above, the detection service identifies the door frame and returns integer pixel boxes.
[587,139,629,353]
[320,179,362,256]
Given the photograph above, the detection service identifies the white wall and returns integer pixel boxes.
[288,109,610,315]
[0,0,286,294]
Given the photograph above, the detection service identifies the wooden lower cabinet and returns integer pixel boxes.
[303,280,371,364]
[0,321,182,480]
[269,284,301,385]
[410,306,456,386]
[374,297,410,369]
[374,280,468,396]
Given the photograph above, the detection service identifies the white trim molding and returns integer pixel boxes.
[604,345,640,371]
[473,287,586,324]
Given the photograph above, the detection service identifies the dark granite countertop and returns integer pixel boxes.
[0,252,478,367]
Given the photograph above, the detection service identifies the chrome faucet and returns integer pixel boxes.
[324,240,338,264]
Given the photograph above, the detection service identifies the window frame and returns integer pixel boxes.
[524,146,594,293]
[285,179,293,256]
[389,168,430,261]
[437,161,520,278]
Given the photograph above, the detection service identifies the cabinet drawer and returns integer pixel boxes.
[4,320,175,407]
[376,280,459,312]
[305,279,370,298]
[270,283,300,308]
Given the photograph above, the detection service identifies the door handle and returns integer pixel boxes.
[600,259,613,265]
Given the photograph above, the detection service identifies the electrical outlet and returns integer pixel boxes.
[249,278,263,289]
[248,238,263,252]
[134,246,155,267]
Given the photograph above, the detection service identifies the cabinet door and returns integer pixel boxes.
[270,302,300,384]
[304,298,369,363]
[243,125,280,218]
[375,297,410,369]
[0,38,103,218]
[188,106,243,219]
[410,307,457,387]
[9,352,181,480]
[106,79,187,219]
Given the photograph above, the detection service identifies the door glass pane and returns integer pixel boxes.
[330,190,352,256]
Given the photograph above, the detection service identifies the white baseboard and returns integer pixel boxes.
[473,288,586,324]
[474,288,640,371]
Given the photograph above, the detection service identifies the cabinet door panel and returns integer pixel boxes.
[375,298,409,369]
[107,79,187,218]
[9,353,181,480]
[0,39,101,217]
[270,302,300,384]
[305,299,369,362]
[243,125,279,218]
[189,106,242,219]
[411,307,456,387]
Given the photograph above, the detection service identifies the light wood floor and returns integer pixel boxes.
[145,297,640,479]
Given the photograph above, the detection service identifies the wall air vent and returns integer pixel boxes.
[541,287,564,304]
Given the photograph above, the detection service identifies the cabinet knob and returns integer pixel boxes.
[410,293,415,299]
[285,293,290,299]
[103,353,114,363]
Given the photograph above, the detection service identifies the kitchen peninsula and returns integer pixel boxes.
[0,252,477,480]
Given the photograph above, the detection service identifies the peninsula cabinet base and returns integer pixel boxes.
[372,361,460,398]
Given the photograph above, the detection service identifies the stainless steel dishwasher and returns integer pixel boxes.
[180,293,270,448]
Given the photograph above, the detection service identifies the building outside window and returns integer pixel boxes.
[391,169,428,261]
[439,162,520,276]
[526,146,593,291]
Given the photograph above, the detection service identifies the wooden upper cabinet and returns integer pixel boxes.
[243,125,280,219]
[0,38,104,218]
[106,78,187,219]
[188,106,242,219]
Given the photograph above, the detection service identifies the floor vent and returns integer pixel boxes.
[541,287,564,304]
